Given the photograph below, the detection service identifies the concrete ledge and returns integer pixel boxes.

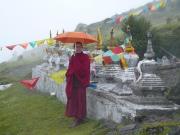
[32,66,180,123]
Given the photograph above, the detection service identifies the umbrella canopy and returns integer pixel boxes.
[54,32,97,44]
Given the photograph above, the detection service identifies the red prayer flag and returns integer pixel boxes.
[20,43,28,49]
[103,56,113,65]
[20,77,40,90]
[115,16,124,24]
[6,45,17,50]
[112,46,124,54]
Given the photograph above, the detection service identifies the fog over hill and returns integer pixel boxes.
[75,0,180,35]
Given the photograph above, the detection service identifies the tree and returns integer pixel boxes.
[151,23,180,59]
[122,16,151,58]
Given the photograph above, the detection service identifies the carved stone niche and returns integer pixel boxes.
[140,60,158,74]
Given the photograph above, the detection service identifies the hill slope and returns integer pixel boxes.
[75,0,180,41]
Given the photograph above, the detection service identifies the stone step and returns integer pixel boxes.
[140,80,164,83]
[119,72,135,74]
[141,85,165,88]
[139,82,165,85]
[141,79,164,82]
[141,79,163,81]
[105,71,121,72]
[140,82,164,84]
[140,84,165,86]
[141,78,162,80]
[141,81,164,83]
[142,78,163,80]
[139,81,165,84]
[118,72,135,74]
[140,86,165,88]
[141,77,162,79]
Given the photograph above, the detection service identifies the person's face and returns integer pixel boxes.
[75,43,83,53]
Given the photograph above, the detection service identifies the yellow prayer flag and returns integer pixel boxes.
[160,0,166,8]
[36,40,45,46]
[46,38,56,46]
[49,70,67,85]
[94,55,103,64]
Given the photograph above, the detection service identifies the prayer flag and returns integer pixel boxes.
[115,16,124,24]
[94,55,103,64]
[20,43,28,49]
[20,77,40,90]
[49,70,67,85]
[155,2,161,9]
[6,45,16,50]
[29,41,36,48]
[46,38,56,46]
[160,0,166,8]
[36,40,45,46]
[143,6,149,13]
[103,56,112,65]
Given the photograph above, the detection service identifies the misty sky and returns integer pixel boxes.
[0,0,153,46]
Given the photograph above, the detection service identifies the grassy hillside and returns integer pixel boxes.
[0,58,112,135]
[152,22,180,58]
[0,41,180,135]
[75,0,180,52]
[0,82,109,135]
[0,59,43,82]
[144,0,180,26]
[0,1,180,134]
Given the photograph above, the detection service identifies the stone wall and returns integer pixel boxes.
[32,65,180,123]
[32,66,127,123]
[157,63,180,88]
[32,67,67,104]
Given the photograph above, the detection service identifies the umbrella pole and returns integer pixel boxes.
[74,43,76,56]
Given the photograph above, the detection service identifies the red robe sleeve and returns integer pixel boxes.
[65,57,74,99]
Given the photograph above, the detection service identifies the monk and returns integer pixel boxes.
[65,42,90,127]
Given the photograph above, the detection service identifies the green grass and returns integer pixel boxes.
[0,82,108,135]
[0,59,109,135]
[0,59,43,80]
[136,121,180,135]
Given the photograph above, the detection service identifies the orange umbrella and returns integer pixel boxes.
[54,32,97,44]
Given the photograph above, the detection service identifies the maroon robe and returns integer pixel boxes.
[65,52,90,120]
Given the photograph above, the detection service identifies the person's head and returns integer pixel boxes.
[74,42,83,53]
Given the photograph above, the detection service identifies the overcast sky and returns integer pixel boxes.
[0,0,153,46]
